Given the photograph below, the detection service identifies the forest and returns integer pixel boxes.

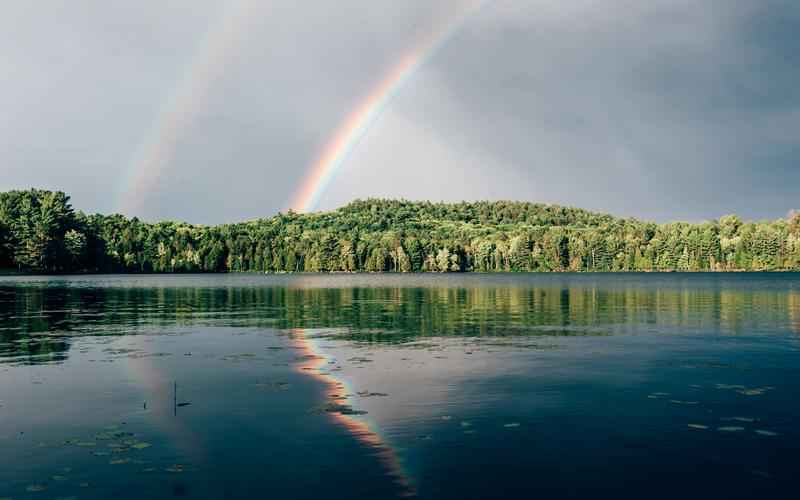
[1,188,798,274]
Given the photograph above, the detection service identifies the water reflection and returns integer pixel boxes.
[292,328,415,496]
[2,274,800,499]
[1,274,799,365]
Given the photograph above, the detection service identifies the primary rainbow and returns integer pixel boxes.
[289,0,489,213]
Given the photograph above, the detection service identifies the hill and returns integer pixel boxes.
[1,189,798,273]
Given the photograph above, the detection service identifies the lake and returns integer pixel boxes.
[1,273,799,499]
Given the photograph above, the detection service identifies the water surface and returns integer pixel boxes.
[1,273,799,499]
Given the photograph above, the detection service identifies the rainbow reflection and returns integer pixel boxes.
[291,328,416,497]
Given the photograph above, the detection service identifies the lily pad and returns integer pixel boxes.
[718,426,745,432]
[738,389,765,396]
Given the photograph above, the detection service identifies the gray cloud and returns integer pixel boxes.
[1,0,798,223]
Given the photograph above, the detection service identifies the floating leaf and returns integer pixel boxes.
[687,424,708,430]
[109,458,130,465]
[503,423,521,428]
[26,484,47,492]
[339,408,367,416]
[51,475,68,481]
[164,465,184,473]
[724,417,756,423]
[718,426,745,432]
[755,430,780,437]
[460,421,472,428]
[131,442,152,450]
[738,389,766,396]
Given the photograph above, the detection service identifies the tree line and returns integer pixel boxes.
[1,189,799,274]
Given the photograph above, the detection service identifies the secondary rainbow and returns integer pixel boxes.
[117,0,259,216]
[289,0,489,213]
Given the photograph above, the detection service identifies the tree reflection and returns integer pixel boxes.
[2,277,799,364]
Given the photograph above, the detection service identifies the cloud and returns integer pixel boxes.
[0,0,797,223]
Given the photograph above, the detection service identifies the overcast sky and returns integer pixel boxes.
[1,0,798,224]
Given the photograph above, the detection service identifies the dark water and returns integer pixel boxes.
[1,273,799,499]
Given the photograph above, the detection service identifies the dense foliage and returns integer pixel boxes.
[1,189,799,273]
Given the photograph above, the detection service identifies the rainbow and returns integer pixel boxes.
[291,328,416,496]
[289,0,489,213]
[117,0,259,216]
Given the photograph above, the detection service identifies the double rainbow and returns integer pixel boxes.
[116,0,487,217]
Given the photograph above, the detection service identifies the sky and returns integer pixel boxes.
[1,0,798,224]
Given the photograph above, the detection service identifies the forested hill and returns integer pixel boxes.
[1,189,798,274]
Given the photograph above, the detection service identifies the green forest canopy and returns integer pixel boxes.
[0,188,798,273]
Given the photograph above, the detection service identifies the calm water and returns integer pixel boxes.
[1,273,799,499]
